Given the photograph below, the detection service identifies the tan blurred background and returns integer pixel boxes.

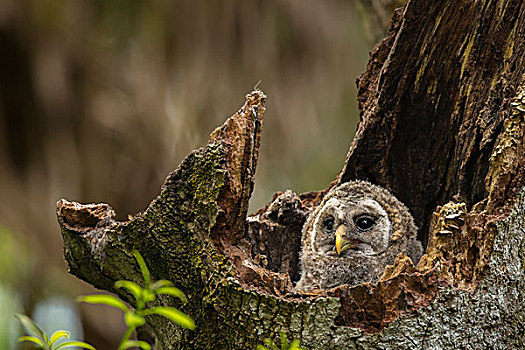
[0,0,388,347]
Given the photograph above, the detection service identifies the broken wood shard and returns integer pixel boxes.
[58,201,115,231]
[58,90,273,348]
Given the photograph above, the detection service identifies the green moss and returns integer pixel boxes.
[460,34,475,80]
[415,56,430,87]
[504,22,516,61]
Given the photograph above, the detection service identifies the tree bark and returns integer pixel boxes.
[58,0,525,348]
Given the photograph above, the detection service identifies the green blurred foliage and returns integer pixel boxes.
[16,313,95,350]
[0,285,21,350]
[0,225,29,349]
[0,225,30,284]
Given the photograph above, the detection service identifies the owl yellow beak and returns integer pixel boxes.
[335,224,359,255]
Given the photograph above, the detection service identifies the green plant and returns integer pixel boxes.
[257,332,304,350]
[78,250,194,350]
[15,314,95,350]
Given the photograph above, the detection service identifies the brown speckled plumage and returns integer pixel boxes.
[296,181,423,290]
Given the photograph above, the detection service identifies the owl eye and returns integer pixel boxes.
[323,215,335,232]
[355,215,376,231]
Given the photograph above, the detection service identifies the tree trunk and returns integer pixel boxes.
[58,0,525,348]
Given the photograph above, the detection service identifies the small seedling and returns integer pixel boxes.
[78,250,194,350]
[15,313,95,350]
[257,331,304,350]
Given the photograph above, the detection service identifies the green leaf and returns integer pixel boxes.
[280,332,289,349]
[18,335,45,347]
[142,306,195,330]
[143,290,156,303]
[53,340,96,350]
[133,250,150,287]
[124,312,145,328]
[15,314,46,343]
[49,330,70,345]
[121,340,151,350]
[288,339,302,350]
[115,280,144,301]
[256,346,268,350]
[77,294,128,312]
[150,280,172,290]
[155,286,187,303]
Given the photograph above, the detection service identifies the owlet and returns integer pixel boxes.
[296,180,423,290]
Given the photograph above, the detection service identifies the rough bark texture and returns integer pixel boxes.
[58,0,525,349]
[340,0,525,245]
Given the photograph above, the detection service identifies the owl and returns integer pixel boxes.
[296,180,423,291]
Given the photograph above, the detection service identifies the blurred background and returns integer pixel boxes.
[0,0,401,348]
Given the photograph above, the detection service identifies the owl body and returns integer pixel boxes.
[296,181,423,290]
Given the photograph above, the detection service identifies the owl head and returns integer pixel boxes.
[296,180,422,290]
[310,193,393,257]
